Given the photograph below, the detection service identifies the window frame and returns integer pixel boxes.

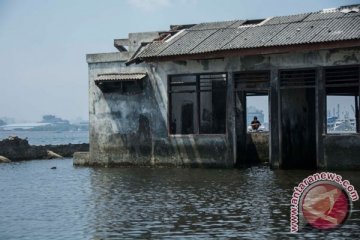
[168,72,228,136]
[324,64,360,135]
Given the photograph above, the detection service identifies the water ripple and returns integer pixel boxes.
[0,161,359,239]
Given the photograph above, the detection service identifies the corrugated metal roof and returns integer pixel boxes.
[265,19,334,46]
[95,73,147,81]
[158,30,217,56]
[311,16,360,42]
[190,28,247,54]
[189,20,239,30]
[136,42,164,58]
[303,11,346,21]
[223,24,288,49]
[131,6,360,61]
[264,13,310,25]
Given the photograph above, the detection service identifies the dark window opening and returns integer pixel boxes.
[96,80,143,94]
[169,74,227,135]
[242,19,265,26]
[325,65,360,133]
[280,69,316,88]
[96,81,122,93]
[170,75,197,134]
[234,71,270,90]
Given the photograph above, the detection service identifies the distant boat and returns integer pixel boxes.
[327,116,356,132]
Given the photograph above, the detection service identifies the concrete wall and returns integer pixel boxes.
[87,47,360,168]
[281,88,316,169]
[324,135,360,170]
[246,132,269,165]
[87,53,234,167]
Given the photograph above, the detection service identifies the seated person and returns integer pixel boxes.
[251,116,261,130]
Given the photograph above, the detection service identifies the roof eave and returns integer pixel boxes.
[140,40,360,62]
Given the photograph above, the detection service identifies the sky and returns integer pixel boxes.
[0,0,359,123]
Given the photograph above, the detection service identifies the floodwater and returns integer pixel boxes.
[0,159,359,239]
[0,130,89,145]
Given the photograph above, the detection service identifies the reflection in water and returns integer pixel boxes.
[0,159,359,239]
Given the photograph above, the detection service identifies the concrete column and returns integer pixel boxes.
[235,90,247,167]
[227,72,236,166]
[316,67,326,169]
[270,67,280,169]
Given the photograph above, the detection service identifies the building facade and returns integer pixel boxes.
[78,5,360,170]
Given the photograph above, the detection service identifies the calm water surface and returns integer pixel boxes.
[0,130,89,145]
[0,159,359,239]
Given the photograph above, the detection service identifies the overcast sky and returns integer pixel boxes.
[0,0,358,122]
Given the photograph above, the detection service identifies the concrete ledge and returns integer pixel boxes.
[73,152,90,166]
[246,132,269,164]
[86,52,129,63]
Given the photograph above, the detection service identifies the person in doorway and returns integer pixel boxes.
[251,116,261,130]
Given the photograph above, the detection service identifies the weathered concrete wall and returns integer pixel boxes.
[87,47,360,168]
[246,133,269,164]
[73,152,90,166]
[280,88,316,169]
[87,55,232,167]
[324,135,360,170]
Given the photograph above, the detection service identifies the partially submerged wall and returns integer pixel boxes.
[87,53,233,167]
[324,135,360,170]
[246,133,269,165]
[86,47,360,169]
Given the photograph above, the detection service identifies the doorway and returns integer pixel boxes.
[234,71,270,166]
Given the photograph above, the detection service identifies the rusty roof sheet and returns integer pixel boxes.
[132,7,360,61]
[95,73,147,81]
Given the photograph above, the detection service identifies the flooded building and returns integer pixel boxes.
[78,5,360,170]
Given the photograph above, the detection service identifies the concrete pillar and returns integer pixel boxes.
[316,67,326,169]
[235,90,247,167]
[227,72,236,166]
[270,67,280,169]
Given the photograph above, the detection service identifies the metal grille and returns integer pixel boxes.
[279,69,316,88]
[169,75,196,93]
[234,71,270,90]
[325,65,360,87]
[199,74,227,92]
